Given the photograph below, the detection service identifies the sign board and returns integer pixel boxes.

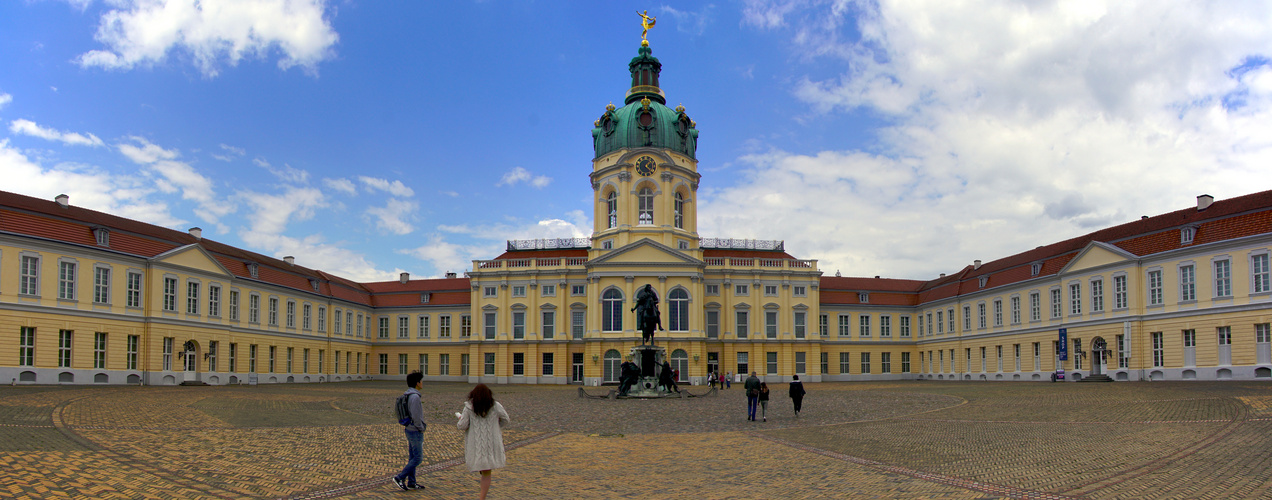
[248,373,258,386]
[1058,328,1069,361]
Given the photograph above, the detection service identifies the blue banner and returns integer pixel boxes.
[1058,328,1069,361]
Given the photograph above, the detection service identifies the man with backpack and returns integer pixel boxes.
[393,371,427,491]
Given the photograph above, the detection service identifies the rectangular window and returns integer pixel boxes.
[1050,288,1062,317]
[128,335,139,370]
[94,332,107,369]
[208,341,218,372]
[876,315,890,338]
[1114,276,1128,309]
[1008,297,1019,324]
[163,337,174,371]
[881,352,891,373]
[572,284,586,295]
[462,353,470,376]
[485,312,497,340]
[269,346,277,373]
[936,311,943,334]
[541,284,555,297]
[187,281,200,314]
[228,342,236,373]
[94,267,110,304]
[765,311,778,338]
[766,351,778,375]
[839,352,850,374]
[18,328,34,366]
[978,303,986,328]
[271,299,283,326]
[484,352,496,375]
[287,347,294,373]
[58,261,77,300]
[542,311,555,339]
[1257,323,1271,344]
[419,315,431,338]
[437,315,450,338]
[302,303,311,329]
[860,352,871,374]
[379,354,389,375]
[163,277,178,311]
[820,352,829,374]
[925,313,932,336]
[352,313,359,337]
[764,285,778,296]
[440,353,450,375]
[1116,335,1128,368]
[484,286,497,298]
[736,352,749,375]
[1070,283,1081,315]
[249,344,257,373]
[399,316,410,339]
[400,353,410,375]
[571,311,585,339]
[1255,254,1271,293]
[1090,280,1104,313]
[249,294,260,323]
[736,311,749,339]
[317,350,323,373]
[1184,329,1196,348]
[794,351,806,374]
[838,314,851,337]
[229,290,240,321]
[19,255,39,295]
[1030,292,1041,321]
[901,352,911,373]
[793,285,807,296]
[461,315,472,337]
[1211,260,1231,297]
[513,311,525,339]
[706,310,719,338]
[819,313,829,336]
[58,330,73,367]
[947,309,955,333]
[794,312,806,339]
[1180,265,1196,302]
[735,284,749,295]
[286,301,295,328]
[860,315,871,337]
[127,272,142,308]
[705,284,719,295]
[335,350,341,373]
[209,286,221,317]
[378,317,389,339]
[1152,332,1164,367]
[542,352,554,376]
[1148,270,1163,305]
[512,285,526,297]
[994,299,1003,326]
[317,306,326,332]
[900,316,911,338]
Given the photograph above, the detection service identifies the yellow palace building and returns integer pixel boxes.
[3,39,1272,387]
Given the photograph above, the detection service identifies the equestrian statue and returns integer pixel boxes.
[631,284,664,345]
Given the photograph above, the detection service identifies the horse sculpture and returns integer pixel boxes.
[631,284,663,345]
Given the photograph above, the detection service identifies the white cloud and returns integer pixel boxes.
[254,157,310,183]
[0,93,11,109]
[238,186,325,235]
[497,166,552,188]
[9,119,105,147]
[398,235,492,279]
[323,177,357,195]
[717,0,1272,279]
[211,143,245,161]
[118,136,235,228]
[403,210,591,277]
[240,230,401,282]
[660,5,714,36]
[0,139,186,228]
[358,176,414,197]
[76,0,340,77]
[365,198,417,235]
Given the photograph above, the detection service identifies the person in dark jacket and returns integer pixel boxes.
[758,382,770,422]
[392,371,428,491]
[744,372,761,421]
[789,374,807,416]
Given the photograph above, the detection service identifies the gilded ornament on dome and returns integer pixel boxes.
[638,10,656,46]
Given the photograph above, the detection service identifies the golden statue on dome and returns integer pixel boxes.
[638,10,656,46]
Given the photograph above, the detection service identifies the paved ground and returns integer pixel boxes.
[1,380,1271,499]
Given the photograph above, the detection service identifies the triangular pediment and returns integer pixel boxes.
[588,239,703,267]
[1060,241,1136,275]
[152,244,233,277]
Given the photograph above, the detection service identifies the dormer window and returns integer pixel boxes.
[1031,263,1042,276]
[247,263,259,279]
[979,276,989,288]
[310,279,320,293]
[421,293,431,304]
[92,227,110,247]
[1181,226,1197,245]
[858,292,869,303]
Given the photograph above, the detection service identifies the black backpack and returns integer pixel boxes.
[395,392,415,426]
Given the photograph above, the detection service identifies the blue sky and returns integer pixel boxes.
[3,1,1271,282]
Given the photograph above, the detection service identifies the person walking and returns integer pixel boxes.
[789,374,807,417]
[725,371,732,389]
[457,384,510,500]
[758,382,770,422]
[708,371,717,390]
[744,371,761,421]
[392,371,427,491]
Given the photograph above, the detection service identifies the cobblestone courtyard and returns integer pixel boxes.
[2,380,1271,499]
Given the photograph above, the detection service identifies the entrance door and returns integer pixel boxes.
[706,352,719,378]
[571,353,584,383]
[183,343,198,382]
[1090,337,1106,376]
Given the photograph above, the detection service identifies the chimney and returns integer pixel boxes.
[1141,215,1148,220]
[939,273,946,278]
[188,227,202,239]
[55,194,69,208]
[445,271,458,279]
[1197,194,1214,211]
[284,256,295,266]
[973,260,982,270]
[399,272,410,284]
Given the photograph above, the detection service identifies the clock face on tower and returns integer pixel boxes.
[635,156,657,176]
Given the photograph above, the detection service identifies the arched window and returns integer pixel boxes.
[602,288,624,332]
[638,188,654,225]
[606,191,617,229]
[603,349,622,383]
[668,288,689,331]
[674,192,684,229]
[671,349,688,382]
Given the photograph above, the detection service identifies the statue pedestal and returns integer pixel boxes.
[624,344,667,398]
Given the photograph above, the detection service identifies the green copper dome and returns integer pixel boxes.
[592,45,698,159]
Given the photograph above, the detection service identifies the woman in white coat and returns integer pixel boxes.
[457,383,509,500]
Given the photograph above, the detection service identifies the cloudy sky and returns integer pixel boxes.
[2,1,1270,282]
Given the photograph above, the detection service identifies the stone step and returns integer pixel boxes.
[1077,374,1114,382]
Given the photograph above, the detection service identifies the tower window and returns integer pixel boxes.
[606,191,617,229]
[674,192,684,229]
[638,188,654,225]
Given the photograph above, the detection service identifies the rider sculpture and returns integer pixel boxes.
[631,284,663,345]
